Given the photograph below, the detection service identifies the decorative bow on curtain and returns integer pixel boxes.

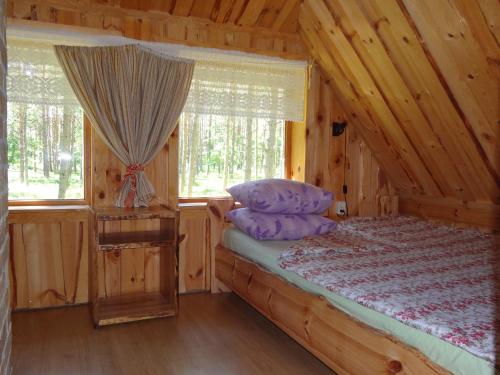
[54,44,194,207]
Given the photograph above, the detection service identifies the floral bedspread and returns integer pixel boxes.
[278,216,499,364]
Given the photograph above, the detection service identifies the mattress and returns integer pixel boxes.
[222,226,494,375]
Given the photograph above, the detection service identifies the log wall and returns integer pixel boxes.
[0,0,10,372]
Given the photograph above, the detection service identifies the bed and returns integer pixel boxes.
[207,199,498,375]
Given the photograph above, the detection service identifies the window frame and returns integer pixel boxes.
[8,116,92,207]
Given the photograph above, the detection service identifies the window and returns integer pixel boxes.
[178,58,305,197]
[179,114,285,197]
[7,39,85,201]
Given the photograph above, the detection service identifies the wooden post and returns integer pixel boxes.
[207,198,235,293]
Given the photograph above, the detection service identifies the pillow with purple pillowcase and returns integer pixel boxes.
[226,208,337,241]
[227,179,333,214]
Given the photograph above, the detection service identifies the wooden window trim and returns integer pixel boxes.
[8,117,92,207]
[284,120,293,179]
[178,197,232,205]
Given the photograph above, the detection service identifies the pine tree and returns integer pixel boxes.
[58,106,74,198]
[187,114,200,197]
[244,117,253,181]
[18,102,28,183]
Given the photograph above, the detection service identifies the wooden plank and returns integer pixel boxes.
[23,223,65,308]
[326,0,476,200]
[96,292,175,326]
[189,0,217,19]
[118,220,145,294]
[7,1,308,60]
[288,121,306,182]
[144,247,160,293]
[216,246,450,375]
[60,221,87,304]
[304,63,322,187]
[237,0,267,26]
[207,198,235,293]
[178,207,209,293]
[102,221,121,297]
[401,0,498,181]
[212,0,234,23]
[303,0,442,198]
[8,206,89,224]
[172,0,194,17]
[345,127,361,216]
[399,196,500,231]
[272,0,300,31]
[476,0,500,45]
[95,205,175,220]
[9,224,28,309]
[119,248,145,294]
[98,231,174,250]
[453,0,500,62]
[299,12,418,194]
[358,0,497,200]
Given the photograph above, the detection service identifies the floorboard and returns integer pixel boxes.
[12,293,335,375]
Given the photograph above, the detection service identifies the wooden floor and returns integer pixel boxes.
[12,293,334,375]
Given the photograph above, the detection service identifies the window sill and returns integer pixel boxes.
[8,204,91,213]
[8,205,91,224]
[178,202,207,208]
[178,196,229,204]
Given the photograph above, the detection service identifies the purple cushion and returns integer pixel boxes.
[227,179,333,214]
[226,208,337,241]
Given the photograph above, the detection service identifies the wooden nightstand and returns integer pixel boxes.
[90,205,179,327]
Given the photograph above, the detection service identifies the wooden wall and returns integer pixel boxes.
[178,204,210,293]
[8,207,89,310]
[0,0,11,370]
[8,206,211,310]
[305,65,398,218]
[4,0,308,310]
[6,0,307,60]
[299,0,499,229]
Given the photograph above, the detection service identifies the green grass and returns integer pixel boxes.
[179,170,283,198]
[8,169,84,200]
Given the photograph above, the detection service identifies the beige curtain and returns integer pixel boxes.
[54,44,194,207]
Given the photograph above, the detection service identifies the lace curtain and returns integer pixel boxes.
[183,60,305,121]
[7,39,79,106]
[7,37,306,122]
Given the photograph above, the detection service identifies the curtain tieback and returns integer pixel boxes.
[122,164,145,207]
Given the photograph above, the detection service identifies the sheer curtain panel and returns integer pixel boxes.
[183,60,305,121]
[54,44,194,207]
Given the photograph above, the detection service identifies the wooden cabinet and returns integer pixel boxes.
[90,206,179,327]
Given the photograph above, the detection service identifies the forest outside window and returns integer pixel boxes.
[7,39,85,201]
[178,58,305,198]
[179,114,285,197]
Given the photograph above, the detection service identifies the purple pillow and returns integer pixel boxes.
[227,179,333,214]
[226,208,337,241]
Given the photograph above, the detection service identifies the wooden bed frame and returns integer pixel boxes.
[207,198,450,375]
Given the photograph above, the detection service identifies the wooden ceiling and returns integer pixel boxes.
[298,0,499,208]
[85,0,301,33]
[7,0,307,59]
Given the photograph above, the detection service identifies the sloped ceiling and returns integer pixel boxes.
[298,0,499,207]
[75,0,301,33]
